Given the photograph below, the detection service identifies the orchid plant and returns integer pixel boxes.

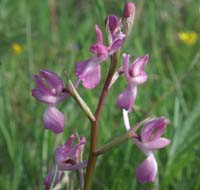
[32,2,170,190]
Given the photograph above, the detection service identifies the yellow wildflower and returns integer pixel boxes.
[178,31,198,45]
[11,43,23,55]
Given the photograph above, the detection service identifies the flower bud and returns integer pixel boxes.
[120,2,136,36]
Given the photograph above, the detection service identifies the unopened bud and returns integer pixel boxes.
[123,2,135,18]
[120,2,136,36]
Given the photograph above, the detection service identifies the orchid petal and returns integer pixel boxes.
[43,106,65,134]
[95,25,103,43]
[145,137,171,150]
[40,70,64,94]
[32,89,59,104]
[136,154,157,183]
[109,39,124,55]
[122,53,132,81]
[76,57,101,89]
[141,117,167,143]
[34,75,52,95]
[117,84,137,111]
[106,15,119,34]
[132,138,152,156]
[130,55,149,77]
[90,43,108,58]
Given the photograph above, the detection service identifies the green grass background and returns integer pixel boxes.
[0,0,200,189]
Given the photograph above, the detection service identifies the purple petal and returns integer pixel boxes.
[32,89,59,104]
[109,39,124,55]
[130,55,148,75]
[43,106,65,133]
[68,137,86,161]
[117,84,137,111]
[75,59,91,78]
[122,53,132,82]
[145,137,171,150]
[95,25,103,43]
[106,15,119,35]
[76,57,101,89]
[136,154,157,183]
[44,166,62,190]
[126,55,148,84]
[55,135,76,165]
[132,138,152,156]
[90,43,108,58]
[141,117,167,143]
[34,75,52,95]
[40,70,64,94]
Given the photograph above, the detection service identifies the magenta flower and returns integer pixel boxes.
[132,117,170,183]
[44,166,62,190]
[55,134,87,171]
[44,135,86,189]
[117,53,149,111]
[32,70,67,133]
[75,24,125,89]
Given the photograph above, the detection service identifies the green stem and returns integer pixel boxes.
[84,52,119,190]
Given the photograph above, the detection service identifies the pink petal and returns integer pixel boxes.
[76,57,101,89]
[132,138,151,156]
[43,106,65,133]
[55,135,76,164]
[32,89,58,104]
[117,84,137,111]
[136,154,157,183]
[40,70,64,94]
[122,53,132,81]
[145,137,171,150]
[131,72,148,84]
[95,25,103,43]
[141,117,167,143]
[106,15,119,35]
[34,75,52,95]
[109,39,124,55]
[75,59,91,78]
[90,43,108,58]
[130,55,149,76]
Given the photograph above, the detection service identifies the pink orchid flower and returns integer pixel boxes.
[55,134,87,171]
[117,53,148,111]
[44,134,87,189]
[32,70,67,133]
[133,117,170,183]
[75,24,125,89]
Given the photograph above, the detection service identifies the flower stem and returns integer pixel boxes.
[95,117,151,155]
[84,52,119,190]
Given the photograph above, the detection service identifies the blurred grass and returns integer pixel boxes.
[0,0,200,189]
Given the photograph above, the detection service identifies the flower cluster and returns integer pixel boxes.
[31,1,170,189]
